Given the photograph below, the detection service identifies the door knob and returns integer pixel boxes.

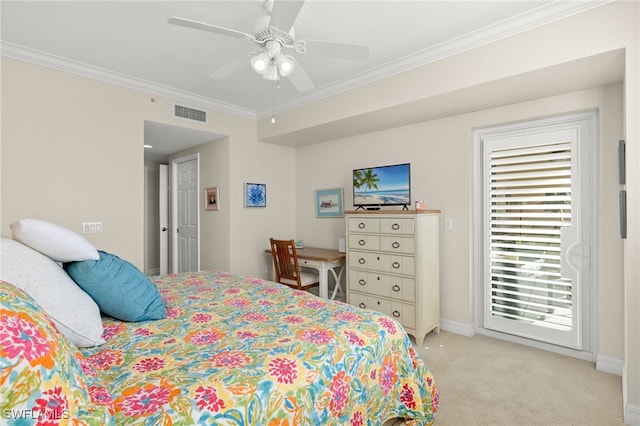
[161,227,168,232]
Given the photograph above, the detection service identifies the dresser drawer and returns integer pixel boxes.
[350,292,416,329]
[348,234,380,251]
[298,258,322,269]
[380,218,415,235]
[380,236,415,254]
[349,251,415,276]
[389,275,417,302]
[349,270,416,302]
[349,270,392,297]
[348,217,379,233]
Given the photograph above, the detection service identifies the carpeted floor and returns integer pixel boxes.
[416,331,624,426]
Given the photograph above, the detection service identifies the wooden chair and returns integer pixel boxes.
[269,238,320,292]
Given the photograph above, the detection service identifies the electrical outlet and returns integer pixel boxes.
[445,219,453,231]
[82,222,103,234]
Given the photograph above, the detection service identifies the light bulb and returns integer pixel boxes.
[250,53,269,73]
[276,55,295,77]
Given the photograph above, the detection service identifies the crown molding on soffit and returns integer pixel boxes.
[0,1,613,121]
[264,0,615,119]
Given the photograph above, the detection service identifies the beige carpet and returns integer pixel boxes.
[416,331,624,426]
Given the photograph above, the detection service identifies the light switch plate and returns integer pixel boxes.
[82,222,103,233]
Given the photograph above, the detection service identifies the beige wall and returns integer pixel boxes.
[0,57,297,279]
[295,85,624,360]
[144,160,161,273]
[1,59,147,264]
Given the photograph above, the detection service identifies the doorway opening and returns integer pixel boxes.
[143,120,222,275]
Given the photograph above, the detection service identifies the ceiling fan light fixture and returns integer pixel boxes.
[276,55,295,76]
[250,52,270,73]
[263,62,279,81]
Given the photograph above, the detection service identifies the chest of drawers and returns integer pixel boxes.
[345,211,440,344]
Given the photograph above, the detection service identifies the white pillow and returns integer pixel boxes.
[0,237,105,347]
[10,218,99,262]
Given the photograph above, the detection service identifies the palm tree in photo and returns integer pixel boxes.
[359,169,380,191]
[353,169,365,189]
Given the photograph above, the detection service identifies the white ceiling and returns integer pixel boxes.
[143,121,224,162]
[1,0,611,160]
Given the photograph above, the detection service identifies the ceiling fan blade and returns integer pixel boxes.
[210,55,249,79]
[303,40,370,62]
[168,17,255,42]
[287,58,314,92]
[269,0,305,34]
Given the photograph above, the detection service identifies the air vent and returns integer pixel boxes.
[174,104,207,123]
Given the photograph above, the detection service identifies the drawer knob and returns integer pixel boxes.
[359,279,366,286]
[359,303,366,309]
[392,261,400,269]
[358,222,365,229]
[359,258,366,264]
[392,223,400,230]
[392,241,400,249]
[392,310,400,318]
[392,284,401,292]
[359,239,366,246]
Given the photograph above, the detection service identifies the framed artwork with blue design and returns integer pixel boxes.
[244,183,266,207]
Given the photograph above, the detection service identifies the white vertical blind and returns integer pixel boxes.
[489,141,573,331]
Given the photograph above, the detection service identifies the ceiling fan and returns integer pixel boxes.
[167,0,370,92]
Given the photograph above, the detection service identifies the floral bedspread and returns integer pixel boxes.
[80,270,438,425]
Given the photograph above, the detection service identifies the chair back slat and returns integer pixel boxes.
[276,242,297,281]
[269,238,319,291]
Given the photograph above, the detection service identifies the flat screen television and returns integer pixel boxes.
[353,163,411,209]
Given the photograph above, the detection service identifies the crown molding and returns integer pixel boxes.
[260,0,615,119]
[0,41,257,120]
[1,0,614,121]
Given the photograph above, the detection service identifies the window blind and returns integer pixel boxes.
[489,141,573,331]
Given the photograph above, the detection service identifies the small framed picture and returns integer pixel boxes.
[315,188,343,218]
[204,187,219,211]
[245,183,266,207]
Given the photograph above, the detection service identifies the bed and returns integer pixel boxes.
[81,270,438,424]
[0,221,438,425]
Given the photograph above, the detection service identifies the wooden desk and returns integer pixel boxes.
[265,246,346,299]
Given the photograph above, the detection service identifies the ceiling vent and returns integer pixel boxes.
[174,104,207,123]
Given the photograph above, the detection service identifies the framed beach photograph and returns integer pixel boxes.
[204,186,219,211]
[315,188,343,218]
[244,183,266,207]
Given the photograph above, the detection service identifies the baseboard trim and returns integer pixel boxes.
[440,318,476,337]
[596,354,623,377]
[146,267,160,276]
[442,320,625,378]
[625,402,640,426]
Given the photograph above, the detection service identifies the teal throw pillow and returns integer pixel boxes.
[64,251,166,322]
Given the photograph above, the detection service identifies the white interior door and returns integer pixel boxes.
[172,154,199,273]
[477,112,596,351]
[159,164,169,275]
